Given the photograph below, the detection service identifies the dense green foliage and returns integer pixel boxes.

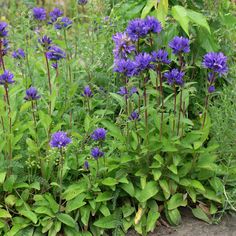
[0,0,235,235]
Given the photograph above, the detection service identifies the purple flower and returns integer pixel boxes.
[0,22,8,38]
[126,18,148,41]
[24,87,41,101]
[82,85,93,97]
[54,17,72,30]
[2,38,9,56]
[84,161,89,170]
[52,62,58,69]
[46,45,66,61]
[12,48,25,59]
[0,70,15,86]
[38,35,52,49]
[135,52,154,73]
[91,128,107,141]
[78,0,88,5]
[117,87,128,96]
[50,131,71,148]
[208,85,215,93]
[33,7,47,21]
[49,8,63,23]
[145,16,162,34]
[164,69,185,86]
[112,32,136,59]
[169,36,190,55]
[91,147,104,160]
[202,52,228,75]
[130,86,138,96]
[129,111,140,121]
[114,58,137,77]
[152,49,170,64]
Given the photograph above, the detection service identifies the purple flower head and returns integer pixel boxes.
[91,147,104,160]
[54,17,72,30]
[2,38,9,56]
[126,18,148,41]
[38,35,52,49]
[24,87,41,101]
[0,22,8,38]
[91,128,107,141]
[169,36,190,55]
[117,86,128,96]
[78,0,88,5]
[50,131,71,148]
[12,48,25,59]
[129,111,140,121]
[52,62,58,69]
[84,160,89,170]
[82,85,93,97]
[145,16,162,34]
[152,49,170,64]
[114,58,137,77]
[33,7,46,21]
[112,32,136,59]
[202,52,228,75]
[46,45,66,61]
[135,52,154,73]
[130,86,138,96]
[0,70,15,86]
[208,85,215,93]
[164,69,185,86]
[49,8,63,23]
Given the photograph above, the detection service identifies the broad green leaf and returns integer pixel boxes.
[141,0,157,18]
[192,207,212,224]
[171,5,189,35]
[102,177,118,186]
[136,181,158,202]
[146,207,160,232]
[101,120,124,142]
[159,179,170,199]
[0,209,11,218]
[94,214,119,229]
[57,213,76,228]
[80,206,90,226]
[19,210,37,224]
[155,0,168,26]
[34,207,54,217]
[0,171,6,184]
[165,208,181,226]
[187,9,210,33]
[95,191,113,202]
[99,204,110,217]
[66,194,86,212]
[191,180,205,192]
[120,182,135,197]
[5,195,17,206]
[167,193,187,210]
[45,194,59,214]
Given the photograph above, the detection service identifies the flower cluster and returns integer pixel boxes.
[54,17,72,30]
[12,48,25,59]
[82,85,93,97]
[38,35,52,50]
[24,87,41,101]
[91,147,104,160]
[164,69,185,86]
[129,111,140,121]
[49,8,63,23]
[50,131,71,149]
[78,0,88,5]
[0,23,9,58]
[33,7,47,21]
[0,22,8,38]
[0,70,15,87]
[169,36,190,55]
[118,86,138,96]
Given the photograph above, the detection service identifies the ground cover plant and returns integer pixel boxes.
[0,0,235,235]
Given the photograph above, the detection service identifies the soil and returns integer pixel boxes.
[127,209,236,236]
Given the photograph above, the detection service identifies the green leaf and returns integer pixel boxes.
[141,0,157,18]
[57,213,76,228]
[101,120,124,142]
[95,191,113,202]
[159,179,170,199]
[187,9,210,33]
[19,210,38,224]
[39,111,52,133]
[66,194,86,212]
[155,0,168,26]
[62,182,87,201]
[45,194,59,214]
[93,214,119,229]
[120,182,135,197]
[146,207,160,232]
[192,207,212,224]
[167,193,187,210]
[5,195,17,207]
[171,5,189,35]
[0,209,11,218]
[99,204,110,217]
[101,177,118,186]
[165,208,181,226]
[34,207,54,217]
[0,171,6,184]
[191,180,205,192]
[136,181,158,203]
[110,93,125,107]
[80,206,90,226]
